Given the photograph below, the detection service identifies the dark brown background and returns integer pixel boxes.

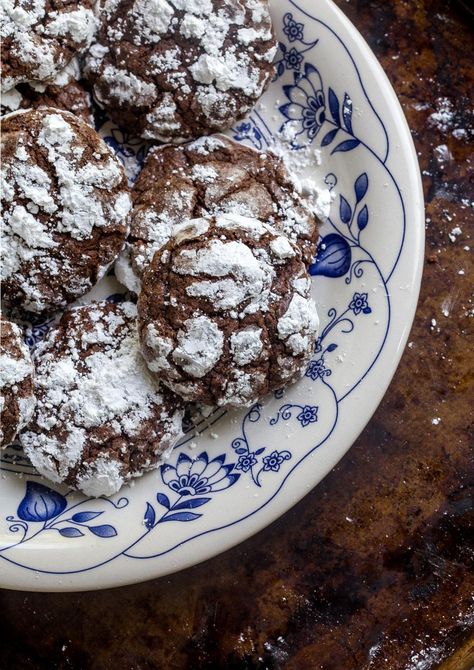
[1,0,473,668]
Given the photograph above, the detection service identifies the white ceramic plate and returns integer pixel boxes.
[0,0,424,591]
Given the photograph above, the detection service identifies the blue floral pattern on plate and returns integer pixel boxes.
[0,0,420,588]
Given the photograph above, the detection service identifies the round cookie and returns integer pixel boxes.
[138,214,319,408]
[1,60,94,125]
[21,301,185,497]
[1,0,97,92]
[115,135,319,293]
[83,0,276,141]
[1,108,132,316]
[0,315,35,448]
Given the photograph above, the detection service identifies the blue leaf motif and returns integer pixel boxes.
[89,525,117,538]
[339,195,352,224]
[17,481,67,522]
[328,88,340,124]
[255,448,265,455]
[327,343,338,352]
[342,93,353,133]
[309,234,352,278]
[354,173,368,203]
[235,447,247,455]
[162,512,202,522]
[173,498,210,510]
[331,139,360,154]
[59,527,84,538]
[71,511,103,523]
[144,503,156,530]
[226,474,240,487]
[357,205,369,231]
[321,128,338,147]
[156,492,170,509]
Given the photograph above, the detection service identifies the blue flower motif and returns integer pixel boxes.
[234,122,252,140]
[283,13,304,42]
[233,122,263,150]
[262,450,291,472]
[280,64,326,143]
[161,452,239,496]
[235,453,258,472]
[305,358,331,381]
[296,405,318,427]
[284,47,304,70]
[349,292,372,315]
[17,482,67,522]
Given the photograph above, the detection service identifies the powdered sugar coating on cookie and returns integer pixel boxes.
[0,315,36,448]
[1,108,131,315]
[115,136,319,293]
[138,214,319,408]
[21,301,185,497]
[83,0,276,140]
[1,0,96,92]
[1,59,94,125]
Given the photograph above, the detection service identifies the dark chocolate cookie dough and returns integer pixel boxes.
[138,215,319,408]
[1,0,96,92]
[115,135,319,292]
[83,0,277,141]
[0,315,35,448]
[1,108,131,316]
[21,301,185,497]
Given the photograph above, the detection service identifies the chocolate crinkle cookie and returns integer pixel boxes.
[1,108,132,316]
[138,214,319,408]
[0,315,35,449]
[1,0,97,92]
[21,301,185,498]
[83,0,277,141]
[1,60,94,125]
[115,135,319,293]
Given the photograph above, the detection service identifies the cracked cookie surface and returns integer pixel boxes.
[116,136,319,293]
[1,108,131,316]
[138,215,319,408]
[1,0,96,92]
[83,0,276,140]
[0,315,35,448]
[21,301,185,497]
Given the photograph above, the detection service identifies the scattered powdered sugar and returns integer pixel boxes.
[272,123,333,220]
[21,301,183,497]
[428,97,454,133]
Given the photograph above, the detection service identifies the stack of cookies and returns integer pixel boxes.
[1,0,321,497]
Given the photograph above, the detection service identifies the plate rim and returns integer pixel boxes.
[0,0,425,591]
